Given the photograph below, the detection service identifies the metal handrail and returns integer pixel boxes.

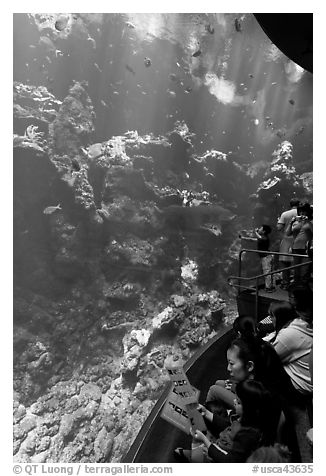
[227,248,312,319]
[238,248,309,281]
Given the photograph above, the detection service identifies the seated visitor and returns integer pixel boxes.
[205,338,256,410]
[174,380,277,463]
[206,322,288,411]
[263,300,313,401]
[288,283,313,322]
[247,443,291,463]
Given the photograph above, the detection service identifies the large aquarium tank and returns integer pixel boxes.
[13,13,312,463]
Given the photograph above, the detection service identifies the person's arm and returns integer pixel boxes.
[238,233,256,242]
[277,213,285,232]
[197,404,213,423]
[254,229,263,239]
[206,385,237,408]
[271,330,294,364]
[207,428,260,463]
[291,218,302,236]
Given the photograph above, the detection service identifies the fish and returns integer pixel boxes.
[276,130,285,138]
[101,100,109,107]
[254,119,259,125]
[87,36,96,49]
[125,21,136,29]
[192,49,201,57]
[205,24,215,34]
[200,224,222,237]
[43,204,62,215]
[249,74,254,78]
[125,64,136,75]
[39,36,56,52]
[94,63,102,73]
[113,91,119,95]
[167,89,176,97]
[289,99,295,105]
[144,57,151,67]
[271,82,277,85]
[169,73,177,82]
[234,18,242,32]
[164,203,233,231]
[55,15,69,31]
[176,62,181,68]
[184,86,192,93]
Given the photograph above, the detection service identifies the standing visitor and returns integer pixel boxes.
[287,202,313,284]
[277,199,300,289]
[255,225,275,292]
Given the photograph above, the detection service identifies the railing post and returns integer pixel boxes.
[255,277,259,321]
[238,251,243,294]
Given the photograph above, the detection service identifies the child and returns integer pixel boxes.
[174,380,277,463]
[254,224,275,292]
[239,225,275,292]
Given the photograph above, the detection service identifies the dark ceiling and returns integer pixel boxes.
[254,13,313,73]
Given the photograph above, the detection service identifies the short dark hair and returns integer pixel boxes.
[236,380,276,445]
[290,198,300,208]
[288,284,313,318]
[298,201,313,220]
[262,224,271,234]
[233,315,256,338]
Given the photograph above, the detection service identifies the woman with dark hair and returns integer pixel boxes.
[174,380,277,463]
[205,338,256,408]
[264,299,313,400]
[206,325,288,410]
[266,301,297,342]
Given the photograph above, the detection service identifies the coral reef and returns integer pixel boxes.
[13,77,312,463]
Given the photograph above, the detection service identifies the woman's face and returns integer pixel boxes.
[226,346,252,382]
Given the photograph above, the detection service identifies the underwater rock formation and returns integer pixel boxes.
[252,141,312,229]
[13,73,312,463]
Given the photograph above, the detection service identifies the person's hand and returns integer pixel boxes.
[197,404,213,422]
[190,428,208,444]
[225,379,233,390]
[197,404,208,418]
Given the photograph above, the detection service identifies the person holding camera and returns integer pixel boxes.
[277,198,300,289]
[255,225,275,292]
[287,202,313,284]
